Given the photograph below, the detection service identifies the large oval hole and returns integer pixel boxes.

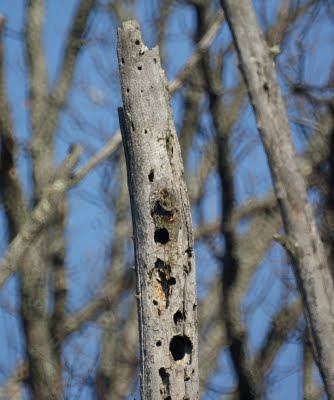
[169,335,192,361]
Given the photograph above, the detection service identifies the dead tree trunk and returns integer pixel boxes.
[220,1,334,398]
[117,20,199,400]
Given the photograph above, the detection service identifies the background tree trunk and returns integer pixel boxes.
[220,1,334,398]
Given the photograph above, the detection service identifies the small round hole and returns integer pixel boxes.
[126,88,130,93]
[137,66,142,71]
[168,277,176,285]
[148,170,154,182]
[154,228,169,244]
[153,300,158,306]
[121,58,124,64]
[135,39,140,45]
[155,258,165,269]
[156,340,162,347]
[154,58,157,63]
[173,310,184,325]
[159,367,168,378]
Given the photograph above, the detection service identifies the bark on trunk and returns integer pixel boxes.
[220,1,334,398]
[117,20,199,400]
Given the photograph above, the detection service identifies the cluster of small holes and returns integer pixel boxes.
[158,368,171,399]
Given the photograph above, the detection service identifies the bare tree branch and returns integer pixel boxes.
[0,16,28,234]
[0,145,81,288]
[0,134,121,289]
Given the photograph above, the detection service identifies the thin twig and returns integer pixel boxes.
[168,11,224,94]
[71,130,122,185]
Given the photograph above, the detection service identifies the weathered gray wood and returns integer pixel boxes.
[117,20,199,400]
[220,1,334,398]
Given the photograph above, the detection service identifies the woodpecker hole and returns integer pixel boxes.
[169,335,193,361]
[152,200,174,220]
[159,367,170,389]
[173,310,184,325]
[154,228,169,244]
[168,277,176,285]
[137,65,142,71]
[156,340,162,347]
[148,170,154,182]
[159,367,167,378]
[121,58,124,64]
[135,39,140,45]
[155,258,166,269]
[153,300,158,306]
